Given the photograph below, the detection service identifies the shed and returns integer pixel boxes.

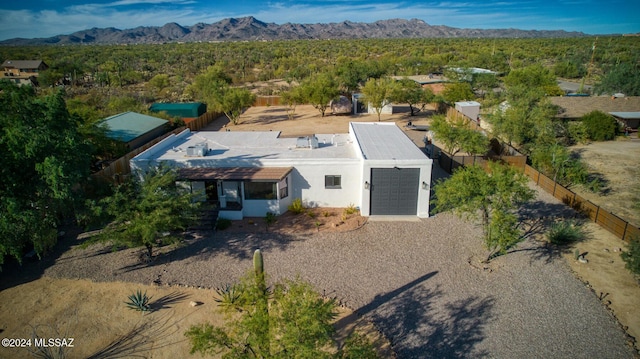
[102,112,169,149]
[455,101,481,121]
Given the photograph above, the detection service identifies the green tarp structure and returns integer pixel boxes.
[149,102,207,118]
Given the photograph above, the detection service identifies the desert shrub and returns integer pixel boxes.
[546,221,585,245]
[288,198,306,214]
[265,212,277,227]
[581,110,618,141]
[215,218,232,231]
[336,332,380,359]
[322,210,333,217]
[621,236,640,277]
[125,290,152,312]
[567,121,589,144]
[307,211,317,218]
[344,203,358,215]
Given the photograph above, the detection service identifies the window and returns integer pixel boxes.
[279,177,289,199]
[244,181,277,200]
[324,175,341,189]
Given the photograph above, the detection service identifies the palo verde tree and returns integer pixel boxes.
[433,162,535,261]
[186,249,379,358]
[299,72,340,117]
[390,78,435,116]
[430,115,489,156]
[189,65,255,125]
[0,81,93,269]
[85,167,200,259]
[280,85,305,121]
[361,77,395,121]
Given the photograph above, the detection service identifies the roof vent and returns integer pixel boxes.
[296,136,319,149]
[186,142,208,157]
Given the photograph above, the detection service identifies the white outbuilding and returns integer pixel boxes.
[130,122,433,219]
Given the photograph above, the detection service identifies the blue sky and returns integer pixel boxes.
[1,0,638,40]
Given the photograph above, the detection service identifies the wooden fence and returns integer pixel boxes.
[439,106,639,242]
[92,111,221,184]
[254,96,281,106]
[523,165,640,242]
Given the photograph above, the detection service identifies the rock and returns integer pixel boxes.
[330,96,352,115]
[578,257,588,264]
[603,248,610,252]
[190,301,202,307]
[613,247,622,252]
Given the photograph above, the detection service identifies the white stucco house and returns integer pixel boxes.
[130,122,433,219]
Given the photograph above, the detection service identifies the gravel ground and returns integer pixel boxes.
[40,183,636,358]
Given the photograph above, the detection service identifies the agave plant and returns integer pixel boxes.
[215,283,242,309]
[125,290,152,312]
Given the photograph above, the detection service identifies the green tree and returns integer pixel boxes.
[594,62,640,96]
[390,78,435,116]
[581,110,619,141]
[488,85,557,153]
[85,168,199,259]
[361,77,395,121]
[441,82,475,104]
[300,72,340,117]
[430,115,489,155]
[504,64,564,96]
[186,249,378,358]
[215,86,257,125]
[0,81,93,268]
[280,86,305,121]
[433,162,535,261]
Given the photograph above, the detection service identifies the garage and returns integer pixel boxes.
[370,168,420,215]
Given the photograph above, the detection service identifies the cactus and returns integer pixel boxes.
[253,249,264,279]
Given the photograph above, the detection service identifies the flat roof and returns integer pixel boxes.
[134,129,358,162]
[102,112,168,143]
[350,122,428,161]
[178,167,292,181]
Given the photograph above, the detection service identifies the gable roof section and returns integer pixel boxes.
[550,96,640,119]
[350,122,427,161]
[1,60,46,69]
[149,102,206,118]
[102,112,168,143]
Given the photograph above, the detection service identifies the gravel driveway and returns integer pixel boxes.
[43,197,635,358]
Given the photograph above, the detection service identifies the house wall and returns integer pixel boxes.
[288,160,362,209]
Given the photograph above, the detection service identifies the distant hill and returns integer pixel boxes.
[0,16,589,45]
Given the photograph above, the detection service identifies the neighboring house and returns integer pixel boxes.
[1,60,48,86]
[131,122,433,219]
[149,102,207,124]
[391,74,448,95]
[550,96,640,129]
[102,112,169,149]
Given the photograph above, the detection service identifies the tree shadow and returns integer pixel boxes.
[149,291,190,311]
[339,271,495,358]
[116,230,298,274]
[86,311,189,359]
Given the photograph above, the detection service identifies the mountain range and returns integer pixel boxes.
[0,16,589,46]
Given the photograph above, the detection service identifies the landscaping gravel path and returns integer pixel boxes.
[43,195,635,358]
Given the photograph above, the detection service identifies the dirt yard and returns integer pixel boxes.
[1,104,638,357]
[569,138,640,227]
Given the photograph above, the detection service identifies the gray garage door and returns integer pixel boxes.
[370,168,420,215]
